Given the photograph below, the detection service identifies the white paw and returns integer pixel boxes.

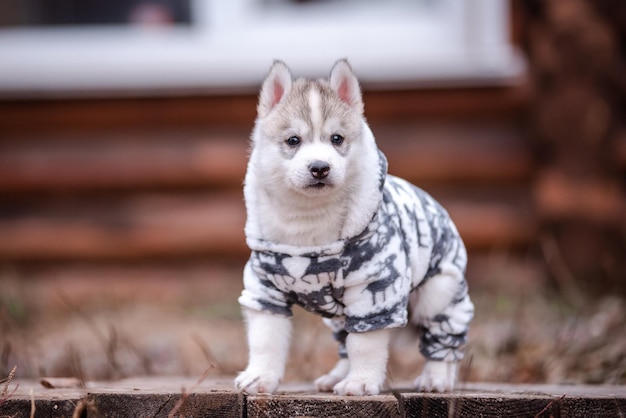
[414,360,458,392]
[315,359,350,392]
[333,377,382,396]
[315,373,344,392]
[235,369,281,395]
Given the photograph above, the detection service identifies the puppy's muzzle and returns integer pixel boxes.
[309,161,330,179]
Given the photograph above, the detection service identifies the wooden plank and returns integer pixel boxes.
[1,378,243,418]
[247,394,400,418]
[446,198,536,249]
[0,136,248,191]
[89,392,242,418]
[402,393,558,418]
[378,124,531,184]
[0,190,534,261]
[0,193,247,260]
[363,85,530,123]
[0,397,82,418]
[0,95,259,134]
[534,169,625,223]
[400,382,626,418]
[2,379,625,418]
[0,86,528,134]
[0,124,530,192]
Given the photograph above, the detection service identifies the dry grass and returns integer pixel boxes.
[0,366,18,407]
[166,365,214,418]
[0,258,624,387]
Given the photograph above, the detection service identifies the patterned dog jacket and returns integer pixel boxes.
[239,152,474,362]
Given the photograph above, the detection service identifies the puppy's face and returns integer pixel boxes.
[251,60,366,197]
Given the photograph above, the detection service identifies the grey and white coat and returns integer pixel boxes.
[240,151,474,363]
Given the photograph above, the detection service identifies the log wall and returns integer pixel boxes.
[0,87,533,268]
[1,0,625,293]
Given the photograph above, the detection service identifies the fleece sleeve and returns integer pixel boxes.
[238,257,294,317]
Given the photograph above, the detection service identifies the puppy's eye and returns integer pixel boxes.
[285,136,301,146]
[331,134,344,146]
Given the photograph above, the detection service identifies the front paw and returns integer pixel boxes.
[414,360,458,392]
[315,373,344,392]
[315,359,350,392]
[333,377,382,396]
[235,369,281,395]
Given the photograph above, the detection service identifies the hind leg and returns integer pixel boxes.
[410,272,474,392]
[414,360,458,392]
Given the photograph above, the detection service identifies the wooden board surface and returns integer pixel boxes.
[2,378,624,418]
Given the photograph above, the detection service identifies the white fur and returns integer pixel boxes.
[257,61,292,118]
[244,122,382,247]
[409,274,461,325]
[235,308,292,394]
[329,60,363,113]
[244,165,348,246]
[414,360,459,392]
[332,329,391,395]
[287,140,345,190]
[308,87,323,132]
[244,71,381,247]
[314,358,350,392]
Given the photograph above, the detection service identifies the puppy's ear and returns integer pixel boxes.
[258,60,292,117]
[329,59,364,114]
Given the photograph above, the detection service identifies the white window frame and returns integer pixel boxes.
[0,0,526,98]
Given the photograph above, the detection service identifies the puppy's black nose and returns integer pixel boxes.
[309,161,330,179]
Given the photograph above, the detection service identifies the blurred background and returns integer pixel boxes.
[0,0,624,386]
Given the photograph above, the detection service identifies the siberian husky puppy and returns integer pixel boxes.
[236,60,474,396]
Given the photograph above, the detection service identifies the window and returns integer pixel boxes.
[0,0,525,97]
[0,0,193,26]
